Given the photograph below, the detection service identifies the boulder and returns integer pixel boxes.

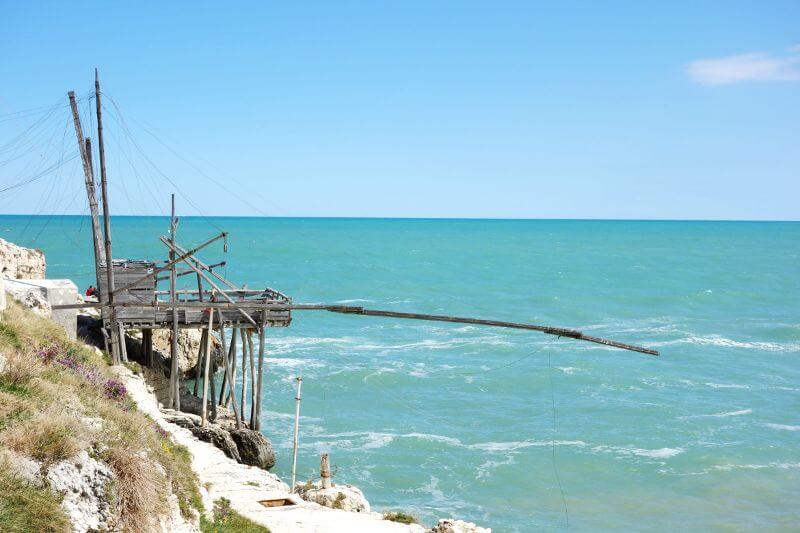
[229,428,276,470]
[46,450,115,533]
[0,238,45,279]
[162,411,241,462]
[295,480,370,513]
[429,519,491,533]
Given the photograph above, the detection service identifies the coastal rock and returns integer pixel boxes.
[230,428,276,470]
[0,238,46,279]
[6,284,52,318]
[162,411,242,462]
[296,480,371,513]
[429,519,491,533]
[46,450,115,533]
[151,328,223,378]
[0,450,43,487]
[0,352,5,373]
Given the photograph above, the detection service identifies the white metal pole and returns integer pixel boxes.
[291,376,303,491]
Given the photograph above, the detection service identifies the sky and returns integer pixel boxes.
[0,1,798,220]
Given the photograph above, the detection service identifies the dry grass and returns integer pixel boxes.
[105,447,169,531]
[0,411,84,465]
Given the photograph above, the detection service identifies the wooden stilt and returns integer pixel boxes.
[143,329,153,368]
[247,330,256,428]
[195,330,207,397]
[291,376,303,491]
[118,324,128,363]
[254,324,266,431]
[240,328,248,424]
[217,312,242,429]
[201,309,214,426]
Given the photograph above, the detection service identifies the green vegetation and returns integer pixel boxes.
[200,498,271,533]
[0,300,205,531]
[383,511,419,524]
[0,466,70,533]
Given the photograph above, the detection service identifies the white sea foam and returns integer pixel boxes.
[333,298,374,304]
[558,367,579,375]
[631,447,684,458]
[705,382,750,389]
[648,335,800,352]
[710,409,752,417]
[764,423,800,431]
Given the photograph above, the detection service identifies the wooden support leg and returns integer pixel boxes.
[118,324,128,363]
[194,330,205,397]
[247,330,256,428]
[201,311,214,426]
[217,313,242,429]
[143,329,153,368]
[254,326,266,431]
[240,328,248,425]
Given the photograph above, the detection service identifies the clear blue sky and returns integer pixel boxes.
[1,1,798,219]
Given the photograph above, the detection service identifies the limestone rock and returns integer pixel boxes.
[0,450,43,487]
[5,283,52,317]
[230,428,276,470]
[162,411,241,462]
[296,480,371,513]
[151,328,223,378]
[0,238,46,279]
[0,352,5,373]
[429,519,491,533]
[46,450,115,533]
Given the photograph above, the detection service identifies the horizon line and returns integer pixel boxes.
[0,213,797,223]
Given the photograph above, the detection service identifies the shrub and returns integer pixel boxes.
[383,511,418,524]
[0,412,83,465]
[200,497,270,533]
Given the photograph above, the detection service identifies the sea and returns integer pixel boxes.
[2,216,798,532]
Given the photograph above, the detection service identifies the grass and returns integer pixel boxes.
[200,498,271,533]
[383,511,419,524]
[0,300,206,531]
[0,464,71,533]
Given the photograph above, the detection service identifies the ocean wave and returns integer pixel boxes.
[593,445,684,459]
[705,382,750,389]
[712,462,800,472]
[647,335,800,352]
[710,409,752,417]
[558,367,579,375]
[333,298,375,304]
[764,423,800,431]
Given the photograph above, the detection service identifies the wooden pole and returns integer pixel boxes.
[253,323,266,431]
[216,311,242,429]
[168,194,181,410]
[68,94,105,285]
[194,330,207,397]
[142,329,153,368]
[240,328,248,423]
[201,307,214,426]
[93,70,122,366]
[320,453,331,489]
[220,327,237,407]
[247,331,256,428]
[291,376,303,491]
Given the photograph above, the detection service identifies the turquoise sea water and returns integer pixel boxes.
[2,216,798,531]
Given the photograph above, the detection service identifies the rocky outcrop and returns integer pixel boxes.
[46,450,115,533]
[229,428,276,470]
[161,410,276,471]
[296,481,371,513]
[430,519,491,533]
[0,238,46,279]
[163,411,242,462]
[5,283,52,317]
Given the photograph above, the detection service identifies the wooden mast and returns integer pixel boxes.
[94,69,122,365]
[168,194,181,410]
[68,92,105,300]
